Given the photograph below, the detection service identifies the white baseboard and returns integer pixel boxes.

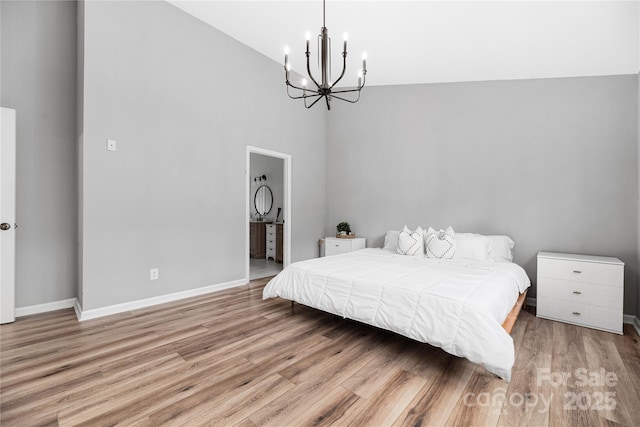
[623,314,640,336]
[73,298,82,320]
[15,298,77,317]
[75,278,248,321]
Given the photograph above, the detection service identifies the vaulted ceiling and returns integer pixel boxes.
[168,1,639,87]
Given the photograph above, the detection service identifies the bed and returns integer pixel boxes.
[263,246,530,381]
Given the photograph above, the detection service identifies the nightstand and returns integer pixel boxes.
[324,237,366,257]
[536,251,624,334]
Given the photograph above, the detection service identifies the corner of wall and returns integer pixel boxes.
[77,0,85,308]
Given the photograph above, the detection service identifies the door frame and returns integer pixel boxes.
[1,108,17,324]
[245,146,291,281]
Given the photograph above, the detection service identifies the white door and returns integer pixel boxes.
[1,108,16,324]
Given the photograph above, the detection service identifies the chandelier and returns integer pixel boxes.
[284,0,367,110]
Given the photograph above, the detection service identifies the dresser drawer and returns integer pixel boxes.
[537,257,623,287]
[537,278,623,309]
[537,296,622,334]
[266,238,276,249]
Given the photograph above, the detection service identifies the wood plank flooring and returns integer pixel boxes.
[1,277,639,426]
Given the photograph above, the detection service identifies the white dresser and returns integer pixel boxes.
[324,237,366,257]
[265,224,276,261]
[536,251,624,334]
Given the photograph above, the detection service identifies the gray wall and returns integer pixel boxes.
[250,153,284,221]
[78,0,326,310]
[326,75,639,315]
[3,0,639,319]
[1,0,78,307]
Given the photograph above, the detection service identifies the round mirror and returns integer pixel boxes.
[254,185,273,216]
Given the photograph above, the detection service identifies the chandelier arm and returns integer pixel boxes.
[286,80,320,95]
[329,53,348,90]
[305,52,322,91]
[324,95,331,110]
[287,91,322,101]
[331,87,361,94]
[305,95,325,109]
[331,72,366,94]
[329,92,361,104]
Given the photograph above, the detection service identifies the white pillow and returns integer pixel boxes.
[397,226,424,257]
[383,230,401,252]
[425,226,456,259]
[487,235,515,262]
[454,233,494,261]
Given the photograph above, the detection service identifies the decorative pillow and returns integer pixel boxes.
[397,226,424,257]
[487,235,515,262]
[383,230,401,252]
[425,226,456,259]
[454,233,494,261]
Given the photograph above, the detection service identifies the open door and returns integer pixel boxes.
[1,108,16,324]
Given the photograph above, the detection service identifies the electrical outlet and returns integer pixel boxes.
[150,268,159,281]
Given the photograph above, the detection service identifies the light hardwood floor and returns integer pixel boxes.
[1,277,639,426]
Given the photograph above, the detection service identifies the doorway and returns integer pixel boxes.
[246,147,291,281]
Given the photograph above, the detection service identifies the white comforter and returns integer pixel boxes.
[263,248,530,381]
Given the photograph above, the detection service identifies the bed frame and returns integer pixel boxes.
[501,290,528,334]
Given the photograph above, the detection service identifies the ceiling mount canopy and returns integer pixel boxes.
[283,0,367,110]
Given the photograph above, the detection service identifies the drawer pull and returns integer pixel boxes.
[572,270,582,274]
[572,291,582,295]
[572,311,581,316]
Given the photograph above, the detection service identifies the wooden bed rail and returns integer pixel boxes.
[502,290,528,334]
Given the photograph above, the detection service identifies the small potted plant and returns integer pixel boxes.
[336,221,352,238]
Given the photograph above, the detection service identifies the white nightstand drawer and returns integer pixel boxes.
[324,237,366,257]
[536,278,624,309]
[538,257,623,287]
[327,239,353,252]
[537,296,622,334]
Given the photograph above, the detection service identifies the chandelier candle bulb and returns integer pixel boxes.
[362,52,367,72]
[305,31,311,52]
[284,46,289,66]
[343,33,348,53]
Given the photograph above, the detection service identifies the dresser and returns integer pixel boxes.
[249,221,271,258]
[536,251,624,334]
[265,223,284,263]
[324,237,366,257]
[276,223,283,263]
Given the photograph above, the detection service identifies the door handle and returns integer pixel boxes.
[0,223,11,231]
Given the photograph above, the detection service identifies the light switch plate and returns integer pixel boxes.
[107,139,117,151]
